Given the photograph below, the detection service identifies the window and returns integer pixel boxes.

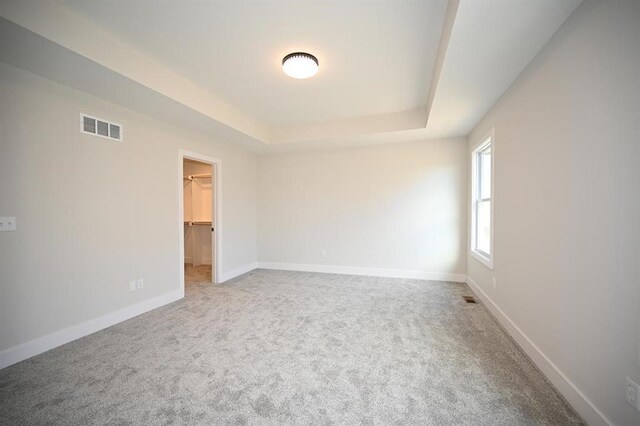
[471,130,494,269]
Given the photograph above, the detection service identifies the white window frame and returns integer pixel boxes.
[470,128,495,269]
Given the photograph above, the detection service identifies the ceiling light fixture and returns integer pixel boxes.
[282,52,319,79]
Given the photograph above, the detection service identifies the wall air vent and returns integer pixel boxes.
[80,113,123,141]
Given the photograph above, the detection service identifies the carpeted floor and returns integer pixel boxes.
[0,269,582,425]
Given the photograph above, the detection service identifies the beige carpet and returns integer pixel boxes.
[185,263,211,286]
[0,269,582,425]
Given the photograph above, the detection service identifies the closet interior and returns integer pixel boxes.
[183,159,214,285]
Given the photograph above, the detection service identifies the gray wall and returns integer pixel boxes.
[0,62,258,352]
[467,1,640,424]
[258,138,468,277]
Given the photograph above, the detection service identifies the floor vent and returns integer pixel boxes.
[462,296,477,304]
[80,113,123,141]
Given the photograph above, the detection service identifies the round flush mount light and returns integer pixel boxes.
[282,52,319,79]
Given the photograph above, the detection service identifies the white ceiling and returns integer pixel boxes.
[58,0,447,127]
[1,0,583,151]
[426,0,583,138]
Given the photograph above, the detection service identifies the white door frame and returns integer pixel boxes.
[178,149,221,292]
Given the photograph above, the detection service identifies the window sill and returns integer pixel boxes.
[470,249,494,270]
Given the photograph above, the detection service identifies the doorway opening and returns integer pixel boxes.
[179,151,220,290]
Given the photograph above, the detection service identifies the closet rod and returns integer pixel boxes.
[183,174,212,181]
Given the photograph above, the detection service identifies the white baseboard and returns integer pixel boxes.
[0,289,183,370]
[465,276,611,426]
[257,262,466,283]
[219,262,258,283]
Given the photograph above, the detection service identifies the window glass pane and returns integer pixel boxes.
[479,146,491,199]
[476,200,491,255]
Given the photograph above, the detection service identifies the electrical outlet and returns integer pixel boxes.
[0,217,17,231]
[136,278,144,290]
[627,377,640,411]
[129,280,137,292]
[492,277,497,289]
[321,250,327,258]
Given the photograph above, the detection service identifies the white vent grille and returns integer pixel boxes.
[109,123,120,140]
[83,115,96,134]
[80,113,123,141]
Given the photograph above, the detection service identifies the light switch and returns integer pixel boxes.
[0,217,16,231]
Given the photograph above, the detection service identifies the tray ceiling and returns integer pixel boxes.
[0,0,582,151]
